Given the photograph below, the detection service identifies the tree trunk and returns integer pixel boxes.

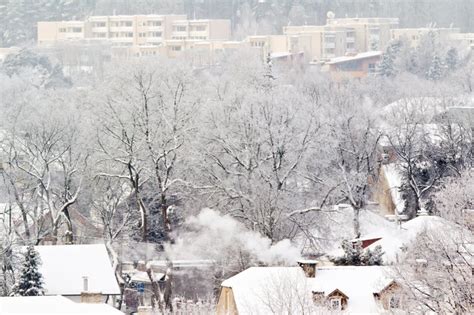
[353,207,361,238]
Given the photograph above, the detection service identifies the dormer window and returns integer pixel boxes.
[389,295,401,309]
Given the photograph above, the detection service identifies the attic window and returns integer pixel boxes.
[389,296,401,309]
[330,298,342,310]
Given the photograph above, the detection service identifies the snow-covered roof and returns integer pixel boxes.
[363,215,474,263]
[0,296,124,314]
[34,244,121,296]
[309,266,395,313]
[221,266,395,314]
[326,51,382,65]
[221,267,314,315]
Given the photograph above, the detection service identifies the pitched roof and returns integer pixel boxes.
[326,51,382,65]
[221,267,314,315]
[220,266,396,314]
[0,296,124,314]
[34,244,121,296]
[309,266,394,313]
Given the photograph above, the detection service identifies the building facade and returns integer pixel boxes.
[37,15,230,48]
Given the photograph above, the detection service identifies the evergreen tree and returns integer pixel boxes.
[445,47,459,71]
[378,41,400,77]
[332,240,384,266]
[426,54,444,81]
[364,245,384,265]
[11,246,44,296]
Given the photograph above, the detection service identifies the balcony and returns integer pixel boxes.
[324,42,336,49]
[110,26,133,32]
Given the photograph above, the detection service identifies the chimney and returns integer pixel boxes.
[83,276,88,292]
[297,260,318,278]
[80,277,102,303]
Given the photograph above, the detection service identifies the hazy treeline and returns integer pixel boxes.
[1,0,473,47]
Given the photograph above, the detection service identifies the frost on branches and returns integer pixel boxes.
[11,246,44,296]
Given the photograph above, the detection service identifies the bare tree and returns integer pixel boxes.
[198,68,319,241]
[397,225,473,313]
[96,60,197,242]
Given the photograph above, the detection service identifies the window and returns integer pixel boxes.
[171,46,182,51]
[93,22,106,27]
[330,298,341,310]
[122,21,132,27]
[389,296,401,309]
[59,28,66,32]
[174,26,187,32]
[148,21,162,27]
[94,33,106,38]
[368,63,376,73]
[324,35,336,43]
[149,32,162,37]
[194,25,206,31]
[71,27,82,33]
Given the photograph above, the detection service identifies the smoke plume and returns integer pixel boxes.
[165,208,301,266]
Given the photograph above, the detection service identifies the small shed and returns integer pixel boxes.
[34,244,121,303]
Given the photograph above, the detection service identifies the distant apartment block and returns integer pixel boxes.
[391,28,461,48]
[37,15,231,47]
[326,17,399,52]
[37,21,88,43]
[170,19,231,41]
[449,32,474,49]
[284,25,353,61]
[282,17,398,62]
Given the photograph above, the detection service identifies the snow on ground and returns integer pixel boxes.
[303,204,471,264]
[34,244,120,296]
[0,295,124,314]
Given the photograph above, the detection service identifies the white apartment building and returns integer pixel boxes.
[37,15,231,48]
[391,28,462,48]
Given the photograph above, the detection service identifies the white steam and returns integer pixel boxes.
[165,208,301,265]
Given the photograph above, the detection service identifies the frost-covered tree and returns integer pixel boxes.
[1,49,71,89]
[11,245,44,296]
[426,54,444,81]
[378,41,401,77]
[96,60,198,242]
[332,240,384,266]
[445,47,459,71]
[434,170,474,230]
[397,226,473,313]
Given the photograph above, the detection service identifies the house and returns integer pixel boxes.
[216,266,313,315]
[310,265,401,313]
[33,244,121,303]
[0,295,124,314]
[325,51,382,80]
[216,262,403,314]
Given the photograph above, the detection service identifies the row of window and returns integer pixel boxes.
[251,41,265,47]
[139,32,162,37]
[172,25,207,32]
[92,21,162,28]
[110,21,133,27]
[59,27,82,33]
[110,32,133,38]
